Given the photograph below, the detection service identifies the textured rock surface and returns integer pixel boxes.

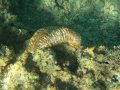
[0,0,120,90]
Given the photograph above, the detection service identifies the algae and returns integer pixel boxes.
[0,0,120,90]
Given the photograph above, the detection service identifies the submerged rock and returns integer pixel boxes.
[0,0,120,90]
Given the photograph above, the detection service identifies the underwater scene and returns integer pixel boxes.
[0,0,120,90]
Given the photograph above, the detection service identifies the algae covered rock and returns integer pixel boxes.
[0,45,14,72]
[0,0,120,90]
[0,61,40,90]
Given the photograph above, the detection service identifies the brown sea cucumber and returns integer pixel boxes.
[18,26,81,63]
[27,26,81,53]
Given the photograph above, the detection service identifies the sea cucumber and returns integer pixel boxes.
[18,26,81,63]
[26,26,81,53]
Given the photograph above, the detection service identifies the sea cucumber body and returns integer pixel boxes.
[27,27,80,53]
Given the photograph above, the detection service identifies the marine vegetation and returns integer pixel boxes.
[0,0,120,90]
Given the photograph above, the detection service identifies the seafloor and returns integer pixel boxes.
[0,0,120,90]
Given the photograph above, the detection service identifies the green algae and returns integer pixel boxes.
[0,0,120,90]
